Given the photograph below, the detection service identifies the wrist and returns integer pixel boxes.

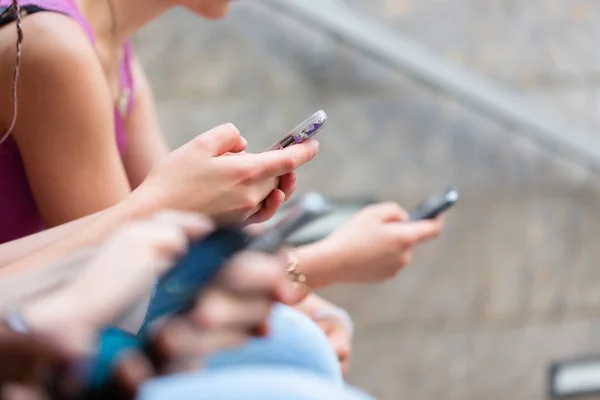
[120,187,162,220]
[294,240,343,289]
[21,290,95,357]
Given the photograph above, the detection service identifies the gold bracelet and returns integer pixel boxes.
[286,251,308,289]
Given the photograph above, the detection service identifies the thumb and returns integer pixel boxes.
[250,139,320,179]
[194,123,248,156]
[364,202,409,222]
[388,218,444,245]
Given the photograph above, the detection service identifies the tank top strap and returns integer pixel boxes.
[0,0,95,42]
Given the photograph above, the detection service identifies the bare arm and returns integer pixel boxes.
[9,14,132,228]
[0,212,103,268]
[121,58,170,189]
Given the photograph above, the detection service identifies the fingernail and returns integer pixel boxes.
[241,137,248,146]
[311,140,320,149]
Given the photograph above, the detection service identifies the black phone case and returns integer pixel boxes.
[139,228,249,334]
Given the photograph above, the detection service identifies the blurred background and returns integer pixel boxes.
[133,1,600,398]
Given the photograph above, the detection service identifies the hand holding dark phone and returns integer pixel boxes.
[139,192,331,332]
[86,193,331,391]
[408,187,458,220]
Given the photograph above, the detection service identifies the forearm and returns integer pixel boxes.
[0,211,104,268]
[0,194,155,279]
[0,250,94,321]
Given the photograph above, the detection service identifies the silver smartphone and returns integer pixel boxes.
[248,191,332,251]
[264,110,328,151]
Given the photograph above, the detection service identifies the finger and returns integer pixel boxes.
[334,339,352,365]
[214,252,287,297]
[112,351,156,397]
[252,321,270,338]
[162,356,203,376]
[388,219,444,246]
[242,223,267,237]
[252,140,319,179]
[190,290,273,330]
[341,359,351,376]
[194,123,248,156]
[155,319,250,360]
[150,211,215,241]
[329,330,352,364]
[399,249,413,266]
[245,189,285,225]
[315,319,335,335]
[365,202,409,222]
[278,172,296,201]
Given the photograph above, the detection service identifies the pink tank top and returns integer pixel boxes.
[0,0,135,243]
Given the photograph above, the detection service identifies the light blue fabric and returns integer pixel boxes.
[204,303,343,384]
[137,367,374,400]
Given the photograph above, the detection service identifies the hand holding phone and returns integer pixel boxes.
[139,192,332,332]
[86,193,331,390]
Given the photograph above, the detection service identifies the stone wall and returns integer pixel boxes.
[133,2,600,399]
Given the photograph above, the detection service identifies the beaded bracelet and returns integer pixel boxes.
[286,251,309,289]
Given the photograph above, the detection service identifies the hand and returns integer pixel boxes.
[21,211,214,356]
[245,172,297,225]
[147,251,295,373]
[135,124,319,225]
[294,294,353,376]
[83,252,296,396]
[298,203,444,287]
[221,151,298,225]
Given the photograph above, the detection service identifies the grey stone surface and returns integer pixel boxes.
[133,2,600,399]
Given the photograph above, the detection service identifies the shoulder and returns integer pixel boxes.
[0,11,113,136]
[18,12,101,79]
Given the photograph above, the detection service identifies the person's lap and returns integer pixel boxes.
[137,366,373,400]
[204,303,343,383]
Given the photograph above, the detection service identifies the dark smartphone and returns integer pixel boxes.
[139,192,332,333]
[409,187,458,220]
[86,193,331,390]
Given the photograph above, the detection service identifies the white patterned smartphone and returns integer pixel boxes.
[265,110,328,151]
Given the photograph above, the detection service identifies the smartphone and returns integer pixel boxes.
[264,110,328,151]
[409,187,458,220]
[138,192,332,333]
[85,193,331,391]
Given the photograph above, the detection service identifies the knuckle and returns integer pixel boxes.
[387,202,407,217]
[399,229,418,246]
[337,343,352,359]
[250,302,273,323]
[241,192,261,213]
[192,133,212,151]
[280,157,296,173]
[236,160,260,182]
[222,122,241,137]
[160,227,188,253]
[194,294,225,328]
[400,251,413,266]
